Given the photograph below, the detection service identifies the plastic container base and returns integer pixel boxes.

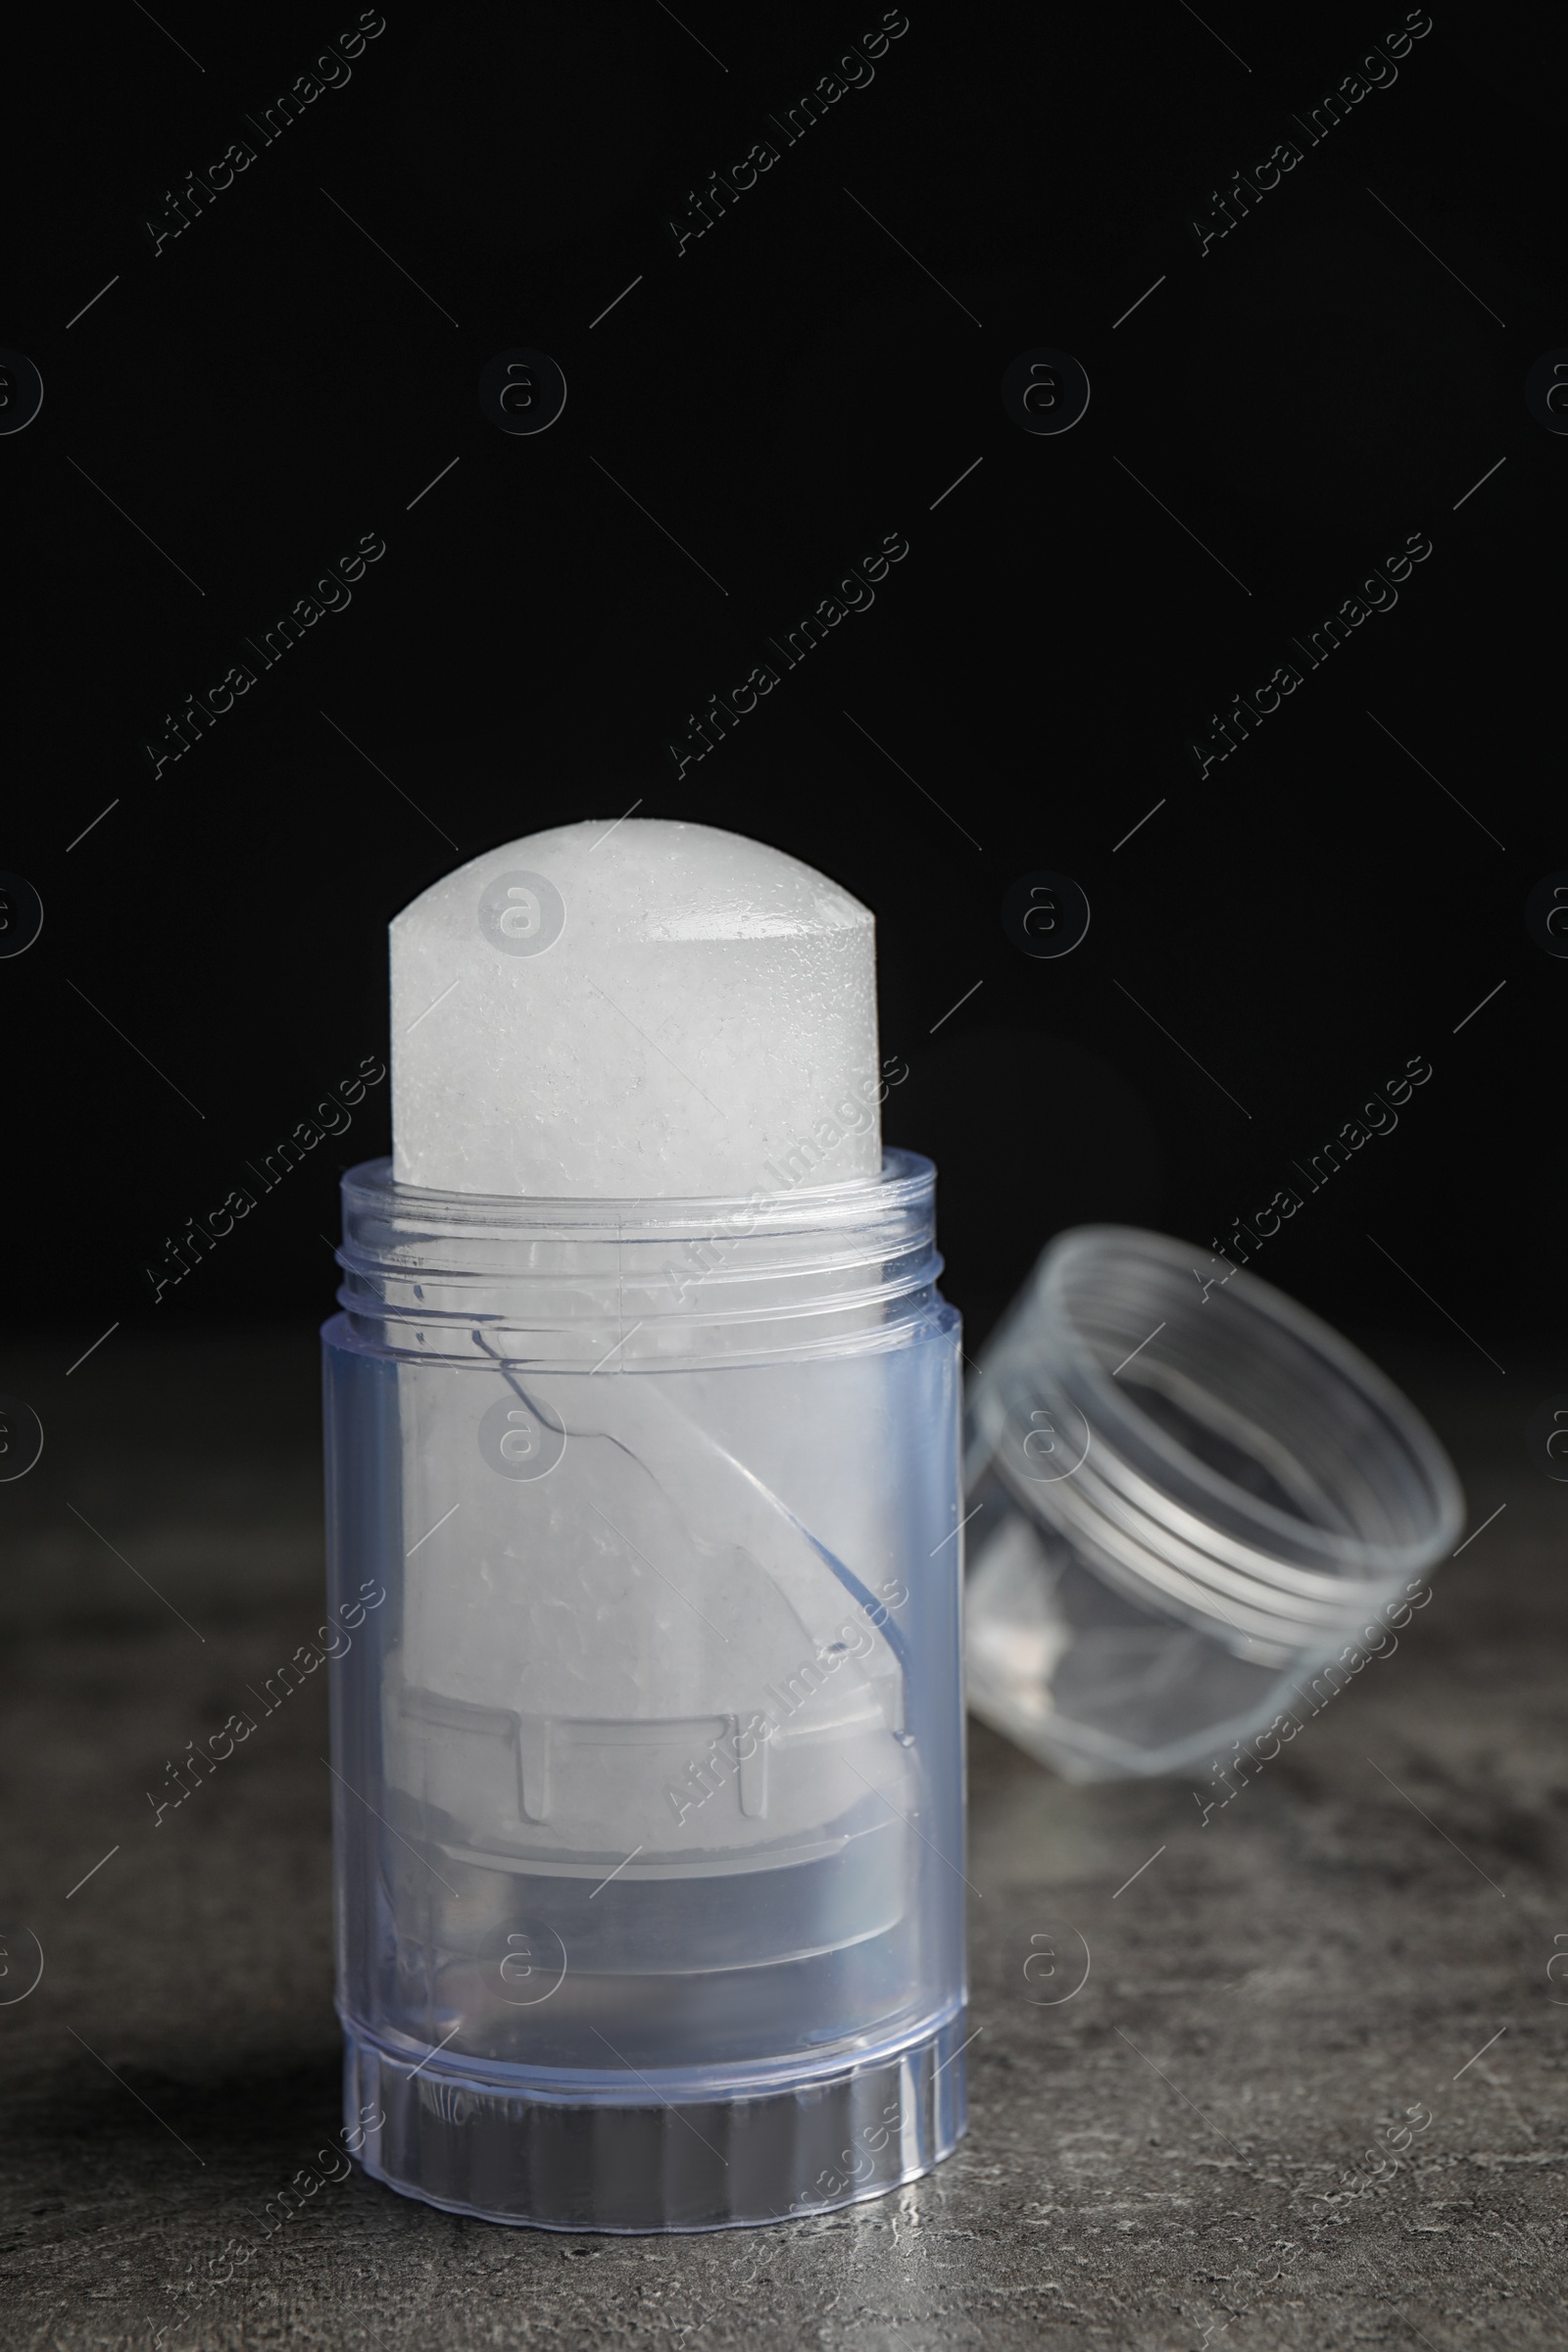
[343,2007,968,2233]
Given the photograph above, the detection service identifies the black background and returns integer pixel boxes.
[4,0,1560,1365]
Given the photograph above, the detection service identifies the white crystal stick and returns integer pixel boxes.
[391,818,882,1198]
[386,812,901,1886]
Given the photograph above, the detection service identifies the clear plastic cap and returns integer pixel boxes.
[964,1227,1465,1778]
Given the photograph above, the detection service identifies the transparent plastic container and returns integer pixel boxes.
[321,1151,966,2231]
[963,1226,1464,1782]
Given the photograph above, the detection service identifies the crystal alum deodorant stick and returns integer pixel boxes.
[321,819,966,2230]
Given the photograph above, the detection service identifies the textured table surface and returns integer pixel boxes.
[1,1328,1563,2349]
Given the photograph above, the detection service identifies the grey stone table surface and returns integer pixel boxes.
[2,1328,1564,2351]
